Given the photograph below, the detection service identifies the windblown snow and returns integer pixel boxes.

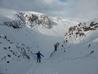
[0,8,98,74]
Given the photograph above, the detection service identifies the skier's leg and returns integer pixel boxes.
[39,58,41,63]
[55,46,58,51]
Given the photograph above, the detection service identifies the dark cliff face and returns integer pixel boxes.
[24,12,57,29]
[64,20,98,42]
[2,12,58,29]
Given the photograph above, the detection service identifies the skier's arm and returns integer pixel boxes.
[41,54,44,57]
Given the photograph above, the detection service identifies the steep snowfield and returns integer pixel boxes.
[0,9,98,74]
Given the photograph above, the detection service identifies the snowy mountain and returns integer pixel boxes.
[0,9,98,74]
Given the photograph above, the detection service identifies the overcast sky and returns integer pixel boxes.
[0,0,98,18]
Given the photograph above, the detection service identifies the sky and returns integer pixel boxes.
[0,0,98,18]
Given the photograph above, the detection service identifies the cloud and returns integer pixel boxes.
[69,0,98,18]
[42,0,55,4]
[0,0,98,19]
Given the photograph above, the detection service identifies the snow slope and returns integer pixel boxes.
[0,9,98,74]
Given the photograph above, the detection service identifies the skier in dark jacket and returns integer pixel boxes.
[36,51,44,63]
[54,42,59,51]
